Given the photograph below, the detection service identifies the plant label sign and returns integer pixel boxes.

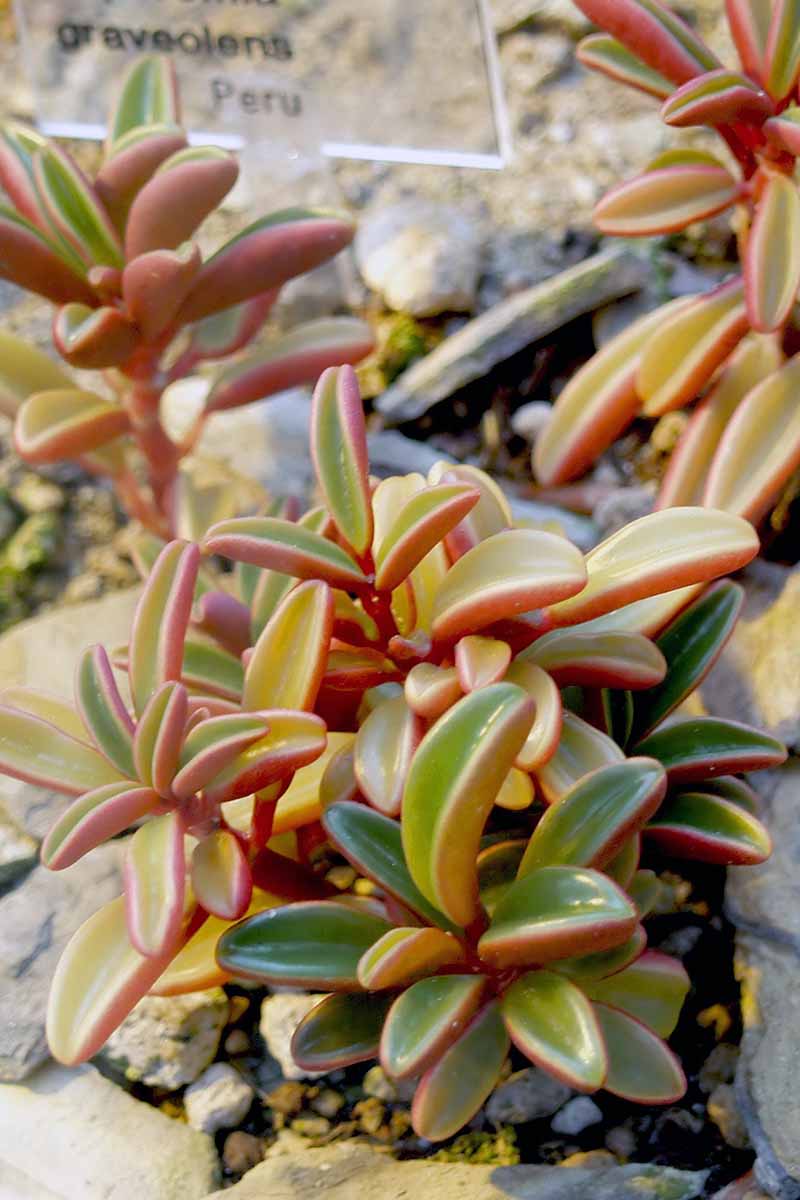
[14,0,511,168]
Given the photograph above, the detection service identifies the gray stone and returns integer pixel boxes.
[362,1064,414,1104]
[592,486,655,538]
[377,247,647,423]
[0,1062,218,1199]
[259,992,329,1081]
[0,807,37,890]
[184,1062,255,1135]
[101,989,229,1090]
[355,201,483,316]
[500,31,574,96]
[552,1096,603,1135]
[0,845,122,1081]
[485,1066,571,1125]
[206,1137,707,1199]
[699,561,800,751]
[492,0,592,36]
[511,400,553,442]
[708,1083,750,1151]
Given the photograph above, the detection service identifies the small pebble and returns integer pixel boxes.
[228,996,250,1023]
[486,1067,571,1125]
[362,1064,412,1103]
[184,1062,255,1134]
[605,1123,637,1159]
[310,1089,345,1118]
[708,1083,750,1150]
[353,1097,386,1135]
[353,878,378,896]
[700,1044,739,1094]
[551,1096,603,1136]
[12,475,65,514]
[291,1115,332,1138]
[265,1081,307,1116]
[224,1029,251,1056]
[223,1131,264,1176]
[658,925,703,959]
[510,400,552,442]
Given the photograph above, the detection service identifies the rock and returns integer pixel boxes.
[500,32,574,96]
[353,1097,385,1135]
[259,993,329,1080]
[184,1063,255,1134]
[0,845,122,1081]
[479,231,591,310]
[552,1096,603,1135]
[101,989,229,1090]
[700,1045,739,1095]
[362,1064,414,1103]
[708,1083,750,1151]
[592,485,655,538]
[0,1062,218,1199]
[265,1080,307,1116]
[492,0,592,36]
[355,201,482,316]
[225,1029,251,1056]
[606,1124,637,1160]
[206,1137,708,1199]
[486,1067,572,1125]
[223,1131,264,1177]
[699,561,800,750]
[560,1151,617,1169]
[377,247,648,423]
[291,1115,333,1138]
[310,1088,345,1118]
[0,807,37,890]
[511,400,553,442]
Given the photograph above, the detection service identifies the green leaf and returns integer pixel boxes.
[765,0,800,100]
[129,540,199,716]
[594,163,740,237]
[108,56,179,146]
[0,704,125,795]
[411,1001,509,1140]
[631,581,743,742]
[633,717,786,783]
[645,791,772,864]
[518,758,666,876]
[311,366,372,557]
[322,801,458,933]
[34,146,123,268]
[746,170,800,333]
[402,683,534,927]
[292,993,391,1072]
[572,0,720,85]
[577,34,673,98]
[203,516,366,591]
[593,1002,686,1102]
[601,688,634,747]
[375,484,480,594]
[555,927,647,984]
[584,951,689,1038]
[75,645,136,778]
[502,969,607,1090]
[182,635,244,701]
[478,865,637,970]
[535,711,624,805]
[216,901,392,988]
[15,389,129,465]
[381,975,487,1081]
[123,811,185,958]
[477,840,527,918]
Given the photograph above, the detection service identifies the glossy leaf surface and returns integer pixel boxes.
[292,993,391,1072]
[594,1003,685,1102]
[502,969,607,1090]
[381,975,487,1081]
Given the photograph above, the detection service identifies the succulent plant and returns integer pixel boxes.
[0,56,371,536]
[534,0,800,526]
[0,366,783,1128]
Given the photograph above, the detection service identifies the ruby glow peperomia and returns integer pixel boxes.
[534,0,800,527]
[0,366,784,1136]
[0,56,371,537]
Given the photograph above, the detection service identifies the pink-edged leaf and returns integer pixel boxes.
[202,710,327,806]
[52,304,140,370]
[745,170,800,333]
[455,635,512,693]
[75,645,136,778]
[572,0,720,85]
[310,364,372,557]
[107,56,180,146]
[411,1001,509,1140]
[203,516,367,591]
[633,716,787,783]
[124,146,238,259]
[505,659,563,772]
[577,34,673,98]
[502,969,608,1091]
[0,329,75,420]
[46,896,175,1066]
[644,790,773,864]
[402,683,534,926]
[181,634,244,702]
[661,68,773,127]
[41,782,159,870]
[0,205,95,305]
[404,663,463,721]
[764,104,800,154]
[124,811,186,958]
[428,461,512,559]
[380,974,487,1081]
[129,540,199,715]
[0,686,88,741]
[568,585,705,639]
[545,508,758,628]
[133,681,189,795]
[171,712,269,799]
[523,629,666,689]
[658,334,783,508]
[535,711,625,805]
[291,993,392,1072]
[375,483,480,593]
[0,121,55,229]
[357,926,465,990]
[764,0,800,100]
[637,279,749,416]
[184,292,278,363]
[593,1002,686,1102]
[15,388,129,465]
[594,163,740,237]
[354,693,423,817]
[0,705,125,795]
[95,125,188,229]
[727,0,771,82]
[584,950,689,1037]
[495,766,535,812]
[703,353,800,522]
[176,209,356,324]
[556,924,647,983]
[192,590,251,657]
[478,865,638,970]
[190,829,252,921]
[519,758,666,875]
[534,298,691,486]
[33,144,123,269]
[121,244,201,342]
[205,317,374,413]
[431,529,586,643]
[322,645,402,692]
[243,579,333,713]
